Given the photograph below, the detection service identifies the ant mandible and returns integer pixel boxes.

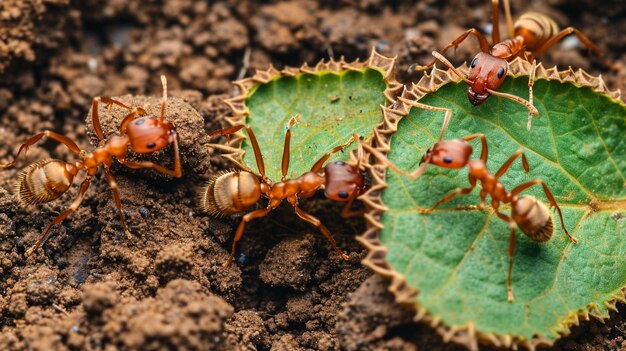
[0,75,182,256]
[200,116,365,267]
[413,0,618,130]
[362,134,578,302]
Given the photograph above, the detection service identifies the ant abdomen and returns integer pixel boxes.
[512,196,553,242]
[514,12,558,51]
[200,170,261,216]
[15,159,76,206]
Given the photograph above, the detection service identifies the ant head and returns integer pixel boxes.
[422,139,473,169]
[126,116,177,154]
[323,161,364,202]
[467,52,508,106]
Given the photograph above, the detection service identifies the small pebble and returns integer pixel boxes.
[236,252,249,266]
[139,207,149,218]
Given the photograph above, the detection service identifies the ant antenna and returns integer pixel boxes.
[430,52,473,85]
[353,133,364,169]
[288,114,299,128]
[160,75,167,123]
[485,88,538,117]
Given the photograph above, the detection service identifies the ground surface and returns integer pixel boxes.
[0,0,624,350]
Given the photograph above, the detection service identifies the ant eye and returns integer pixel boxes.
[334,161,346,166]
[497,68,505,79]
[338,191,349,199]
[470,57,478,68]
[135,119,145,125]
[146,142,156,149]
[443,156,453,164]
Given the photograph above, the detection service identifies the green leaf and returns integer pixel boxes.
[224,51,399,181]
[369,66,625,345]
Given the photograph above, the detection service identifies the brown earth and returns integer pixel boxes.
[0,0,624,350]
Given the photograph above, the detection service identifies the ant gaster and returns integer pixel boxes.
[1,75,181,256]
[200,116,365,267]
[363,134,577,302]
[413,0,618,130]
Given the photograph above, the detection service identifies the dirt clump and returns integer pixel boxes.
[0,0,78,75]
[260,233,316,292]
[85,94,211,179]
[336,275,416,351]
[0,279,236,351]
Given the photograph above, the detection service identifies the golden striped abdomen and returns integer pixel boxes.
[199,171,261,216]
[511,196,553,242]
[15,159,75,206]
[514,12,559,52]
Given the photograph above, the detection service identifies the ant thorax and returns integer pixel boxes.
[467,160,488,178]
[490,42,515,58]
[105,135,130,158]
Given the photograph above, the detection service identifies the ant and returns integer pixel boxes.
[200,116,365,267]
[0,75,181,256]
[362,134,577,302]
[413,0,619,130]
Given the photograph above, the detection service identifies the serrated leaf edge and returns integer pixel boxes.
[356,58,624,351]
[218,48,403,170]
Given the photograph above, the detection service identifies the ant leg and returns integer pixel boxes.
[211,125,267,182]
[236,46,251,80]
[532,28,619,70]
[281,116,298,182]
[1,131,83,168]
[119,111,138,136]
[25,177,92,256]
[502,0,514,39]
[340,191,364,218]
[360,142,431,179]
[224,207,272,267]
[242,126,266,182]
[494,149,529,179]
[479,189,488,208]
[310,135,356,173]
[92,97,140,144]
[526,60,537,130]
[492,0,501,44]
[421,181,477,213]
[291,200,349,260]
[493,209,518,302]
[461,134,488,162]
[104,170,132,239]
[119,131,182,178]
[209,125,246,138]
[397,98,452,141]
[510,179,577,243]
[411,30,491,72]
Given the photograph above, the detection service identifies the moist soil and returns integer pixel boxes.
[0,1,624,350]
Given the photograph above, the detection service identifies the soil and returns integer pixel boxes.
[0,1,624,350]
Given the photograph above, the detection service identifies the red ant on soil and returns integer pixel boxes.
[1,75,181,256]
[413,0,618,130]
[362,134,577,302]
[200,116,365,267]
